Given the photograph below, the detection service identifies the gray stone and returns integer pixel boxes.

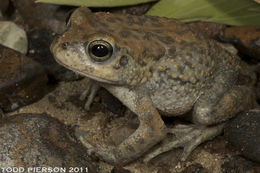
[0,21,28,54]
[0,44,48,112]
[224,109,260,163]
[0,113,97,173]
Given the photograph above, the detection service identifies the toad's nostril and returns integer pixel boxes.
[61,42,69,50]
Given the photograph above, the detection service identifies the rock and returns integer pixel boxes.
[0,0,9,14]
[224,109,260,163]
[12,0,67,34]
[220,26,260,60]
[0,113,97,173]
[110,2,152,15]
[187,22,226,40]
[181,163,208,173]
[27,29,81,81]
[157,167,171,173]
[111,167,131,173]
[221,156,260,173]
[257,80,260,103]
[108,113,138,145]
[257,66,260,103]
[99,88,126,116]
[0,21,28,54]
[0,44,48,112]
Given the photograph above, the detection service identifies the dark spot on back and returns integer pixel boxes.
[148,15,159,22]
[106,17,117,23]
[152,55,162,61]
[152,29,163,34]
[82,34,89,40]
[138,60,147,67]
[119,55,128,66]
[77,26,86,31]
[114,44,121,52]
[149,16,162,27]
[113,64,120,69]
[198,57,203,65]
[177,65,185,74]
[113,16,124,22]
[137,51,147,66]
[142,49,147,57]
[126,15,145,26]
[97,21,109,28]
[138,16,147,25]
[97,30,111,36]
[175,29,190,35]
[143,32,153,40]
[127,15,135,26]
[168,75,191,85]
[87,19,98,28]
[158,36,175,44]
[149,67,154,73]
[81,8,92,18]
[132,33,141,40]
[184,60,193,69]
[151,22,162,27]
[106,29,114,33]
[168,47,176,55]
[199,48,206,57]
[119,30,132,38]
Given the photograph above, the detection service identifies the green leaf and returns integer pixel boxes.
[36,0,157,7]
[147,0,260,26]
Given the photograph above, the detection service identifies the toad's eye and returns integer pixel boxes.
[87,40,113,62]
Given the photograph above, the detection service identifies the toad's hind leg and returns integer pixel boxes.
[144,80,255,163]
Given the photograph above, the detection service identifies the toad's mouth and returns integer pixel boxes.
[55,58,119,85]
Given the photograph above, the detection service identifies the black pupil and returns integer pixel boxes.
[91,44,109,57]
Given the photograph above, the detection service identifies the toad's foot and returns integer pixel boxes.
[80,80,100,110]
[143,123,225,163]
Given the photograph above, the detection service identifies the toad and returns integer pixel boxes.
[51,7,255,165]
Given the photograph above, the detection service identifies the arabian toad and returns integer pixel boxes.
[51,7,255,165]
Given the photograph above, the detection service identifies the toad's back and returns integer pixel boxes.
[145,33,241,115]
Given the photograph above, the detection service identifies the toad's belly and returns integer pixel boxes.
[147,70,205,116]
[150,86,201,116]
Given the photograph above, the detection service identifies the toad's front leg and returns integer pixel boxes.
[76,86,167,165]
[79,79,100,110]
